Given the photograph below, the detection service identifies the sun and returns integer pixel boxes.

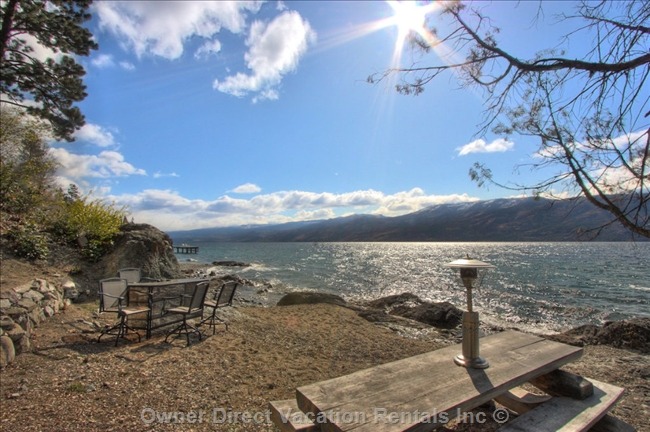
[387,1,436,43]
[389,1,429,37]
[385,1,439,68]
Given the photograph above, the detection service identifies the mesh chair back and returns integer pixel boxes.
[216,282,238,307]
[188,282,210,312]
[118,268,141,283]
[99,278,128,312]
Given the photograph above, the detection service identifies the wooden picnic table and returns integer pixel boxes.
[270,330,630,432]
[126,278,206,339]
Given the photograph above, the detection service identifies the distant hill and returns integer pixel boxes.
[168,196,647,243]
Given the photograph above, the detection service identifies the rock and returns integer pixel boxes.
[0,290,20,304]
[17,298,37,311]
[0,335,15,367]
[3,307,29,328]
[12,334,30,354]
[548,318,650,353]
[364,293,463,329]
[28,307,46,326]
[0,316,16,332]
[98,223,182,282]
[42,299,60,314]
[365,293,423,310]
[35,280,56,294]
[5,321,29,354]
[62,280,79,300]
[212,261,251,267]
[0,298,11,309]
[12,283,32,295]
[31,279,48,291]
[390,302,463,329]
[43,306,55,317]
[277,292,346,307]
[22,290,44,303]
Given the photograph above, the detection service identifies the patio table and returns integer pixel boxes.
[127,278,206,339]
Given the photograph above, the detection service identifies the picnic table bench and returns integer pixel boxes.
[269,330,634,432]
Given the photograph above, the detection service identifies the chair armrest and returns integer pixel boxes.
[101,293,125,312]
[102,293,125,300]
[161,295,185,314]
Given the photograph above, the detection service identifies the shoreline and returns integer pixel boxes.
[1,298,648,431]
[176,263,616,336]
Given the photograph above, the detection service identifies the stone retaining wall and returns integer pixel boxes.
[0,279,80,367]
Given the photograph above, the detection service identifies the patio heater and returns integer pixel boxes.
[444,255,495,369]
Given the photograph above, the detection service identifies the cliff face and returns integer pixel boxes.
[98,223,182,281]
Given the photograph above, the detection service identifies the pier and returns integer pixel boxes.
[174,245,199,254]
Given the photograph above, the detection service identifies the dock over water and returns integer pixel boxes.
[174,245,199,254]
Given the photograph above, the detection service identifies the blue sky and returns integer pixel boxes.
[47,1,593,231]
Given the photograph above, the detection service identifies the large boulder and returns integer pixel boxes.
[277,292,346,307]
[364,293,463,329]
[365,293,422,310]
[548,318,650,353]
[390,302,462,329]
[98,224,182,282]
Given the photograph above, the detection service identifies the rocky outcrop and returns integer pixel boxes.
[547,318,650,353]
[277,292,346,307]
[0,278,75,367]
[98,223,182,282]
[364,293,463,329]
[212,261,251,267]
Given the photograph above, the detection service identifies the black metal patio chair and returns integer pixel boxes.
[97,278,150,346]
[163,281,210,346]
[199,282,239,334]
[118,267,161,283]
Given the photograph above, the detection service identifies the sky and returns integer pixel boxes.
[45,0,601,232]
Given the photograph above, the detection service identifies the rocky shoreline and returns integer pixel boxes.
[1,252,648,430]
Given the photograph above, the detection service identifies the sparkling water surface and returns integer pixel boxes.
[176,242,649,333]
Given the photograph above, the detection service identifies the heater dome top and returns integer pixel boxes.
[444,256,495,269]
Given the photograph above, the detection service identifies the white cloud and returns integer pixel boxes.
[94,1,262,60]
[50,148,146,180]
[153,172,180,179]
[91,53,115,68]
[457,138,514,156]
[533,129,649,194]
[105,187,480,230]
[195,40,222,59]
[213,11,316,100]
[73,123,116,147]
[20,34,64,62]
[230,183,262,193]
[294,208,336,221]
[119,61,136,71]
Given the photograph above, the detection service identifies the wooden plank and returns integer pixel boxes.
[497,379,625,432]
[530,369,594,399]
[589,414,637,432]
[296,330,583,432]
[269,400,318,432]
[494,387,552,414]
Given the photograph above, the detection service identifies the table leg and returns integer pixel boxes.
[147,287,153,339]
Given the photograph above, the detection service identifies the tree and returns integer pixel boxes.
[0,106,59,216]
[369,0,649,238]
[1,0,98,141]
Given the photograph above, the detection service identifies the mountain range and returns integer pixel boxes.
[168,196,647,243]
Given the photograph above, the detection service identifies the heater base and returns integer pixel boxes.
[454,354,489,369]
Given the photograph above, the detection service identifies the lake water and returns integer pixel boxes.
[175,242,649,334]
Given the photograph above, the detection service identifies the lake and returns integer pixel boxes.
[174,242,649,333]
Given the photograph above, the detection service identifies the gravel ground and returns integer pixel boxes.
[1,298,648,432]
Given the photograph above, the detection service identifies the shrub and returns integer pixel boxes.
[50,194,127,261]
[7,223,50,260]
